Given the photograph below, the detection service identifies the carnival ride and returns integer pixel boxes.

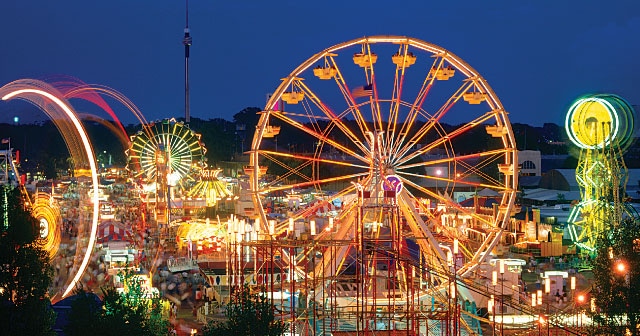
[186,168,234,207]
[127,118,206,186]
[0,77,163,302]
[126,118,206,228]
[31,192,63,259]
[0,79,102,300]
[126,118,207,223]
[565,94,637,251]
[241,36,518,335]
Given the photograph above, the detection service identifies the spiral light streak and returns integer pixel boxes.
[0,80,100,299]
[32,192,62,259]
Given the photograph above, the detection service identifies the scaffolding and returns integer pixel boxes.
[218,190,487,336]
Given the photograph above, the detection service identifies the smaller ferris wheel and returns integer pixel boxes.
[126,118,207,188]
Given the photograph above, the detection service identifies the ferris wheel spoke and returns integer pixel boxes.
[288,188,358,232]
[395,110,497,167]
[391,57,449,159]
[269,111,369,163]
[258,150,369,170]
[261,172,369,194]
[170,135,189,153]
[457,155,506,188]
[259,154,314,187]
[396,148,510,190]
[396,192,449,267]
[354,47,385,135]
[396,170,508,192]
[339,43,383,133]
[327,56,372,140]
[367,75,384,134]
[386,44,417,157]
[393,80,477,161]
[400,177,495,227]
[295,80,370,155]
[397,148,509,171]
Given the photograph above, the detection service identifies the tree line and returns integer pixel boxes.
[0,106,589,180]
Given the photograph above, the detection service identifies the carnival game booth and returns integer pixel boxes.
[98,221,138,274]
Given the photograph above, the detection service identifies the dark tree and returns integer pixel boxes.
[65,269,170,336]
[0,186,56,335]
[62,289,103,336]
[590,217,640,335]
[232,107,262,130]
[202,285,287,336]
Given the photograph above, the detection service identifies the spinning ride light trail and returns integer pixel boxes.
[187,168,233,206]
[249,36,518,334]
[0,79,101,300]
[32,192,62,259]
[565,94,637,251]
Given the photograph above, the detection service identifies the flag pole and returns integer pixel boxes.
[5,138,9,184]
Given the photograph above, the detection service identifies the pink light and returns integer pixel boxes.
[51,77,129,142]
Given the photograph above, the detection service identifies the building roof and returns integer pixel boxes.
[539,169,579,191]
[521,188,581,202]
[626,169,640,195]
[477,188,500,197]
[519,175,542,188]
[458,196,500,208]
[540,155,570,172]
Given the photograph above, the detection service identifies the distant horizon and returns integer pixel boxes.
[0,106,570,128]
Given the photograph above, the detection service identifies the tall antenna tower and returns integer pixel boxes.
[183,0,192,123]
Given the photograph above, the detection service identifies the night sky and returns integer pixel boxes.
[1,0,639,126]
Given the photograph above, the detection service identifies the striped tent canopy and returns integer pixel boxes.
[98,221,133,244]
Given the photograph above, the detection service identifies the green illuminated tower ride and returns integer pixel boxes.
[565,94,637,251]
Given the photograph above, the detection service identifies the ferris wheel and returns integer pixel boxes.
[127,118,207,188]
[248,36,517,331]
